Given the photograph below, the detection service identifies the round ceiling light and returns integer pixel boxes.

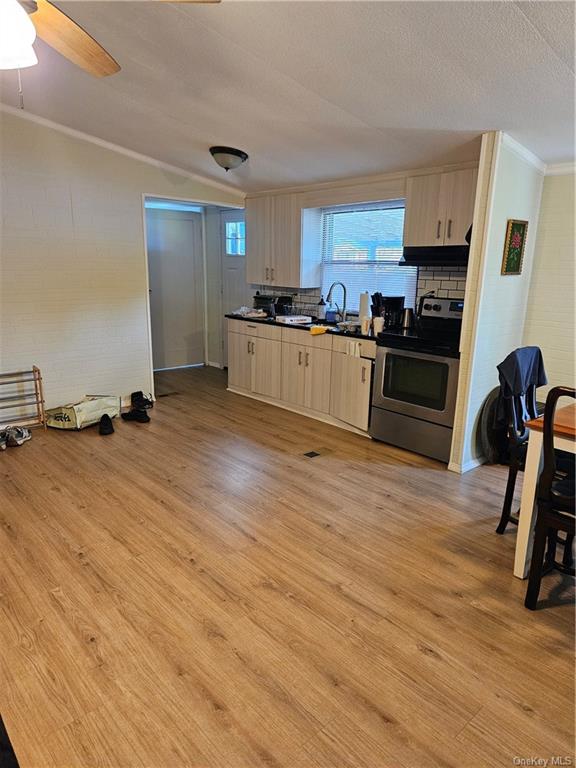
[0,0,38,70]
[209,146,249,172]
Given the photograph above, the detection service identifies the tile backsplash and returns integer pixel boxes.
[417,266,467,302]
[251,266,468,315]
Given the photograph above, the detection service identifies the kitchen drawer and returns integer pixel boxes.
[331,337,376,359]
[228,318,249,335]
[281,327,333,350]
[227,319,281,340]
[255,324,282,340]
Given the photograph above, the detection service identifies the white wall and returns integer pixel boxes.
[450,132,545,472]
[0,110,243,408]
[522,173,575,393]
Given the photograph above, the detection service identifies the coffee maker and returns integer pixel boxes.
[371,294,405,329]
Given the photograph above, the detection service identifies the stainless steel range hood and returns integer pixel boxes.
[399,244,470,267]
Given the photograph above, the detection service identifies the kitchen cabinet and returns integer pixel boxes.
[403,168,477,248]
[251,337,281,399]
[227,322,281,399]
[281,342,306,407]
[227,330,252,391]
[245,193,322,288]
[329,352,372,431]
[281,343,331,414]
[442,168,478,245]
[227,319,372,435]
[245,195,272,284]
[304,347,332,413]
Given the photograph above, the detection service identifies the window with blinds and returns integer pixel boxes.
[321,200,416,312]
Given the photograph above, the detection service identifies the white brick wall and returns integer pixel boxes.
[522,174,575,393]
[0,112,243,409]
[450,133,544,470]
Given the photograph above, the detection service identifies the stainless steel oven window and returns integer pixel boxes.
[383,354,449,411]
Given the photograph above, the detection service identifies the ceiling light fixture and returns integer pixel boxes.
[209,146,248,172]
[0,0,38,70]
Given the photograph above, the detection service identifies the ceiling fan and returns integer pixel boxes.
[0,0,220,79]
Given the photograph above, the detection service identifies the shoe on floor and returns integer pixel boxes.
[131,391,154,410]
[99,414,114,435]
[0,431,7,451]
[121,409,150,423]
[6,426,32,447]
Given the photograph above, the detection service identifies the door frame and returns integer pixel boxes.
[219,207,248,369]
[141,194,243,397]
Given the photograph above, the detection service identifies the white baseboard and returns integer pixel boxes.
[448,455,487,474]
[206,361,224,369]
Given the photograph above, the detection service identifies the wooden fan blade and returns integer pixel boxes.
[31,0,120,78]
[158,1,221,3]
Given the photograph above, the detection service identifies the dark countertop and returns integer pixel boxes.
[225,314,377,341]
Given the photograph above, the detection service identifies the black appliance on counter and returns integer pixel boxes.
[371,294,405,329]
[369,297,464,462]
[253,293,293,317]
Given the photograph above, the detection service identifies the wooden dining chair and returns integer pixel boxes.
[524,386,575,610]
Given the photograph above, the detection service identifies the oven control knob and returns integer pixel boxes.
[432,304,442,311]
[423,303,432,311]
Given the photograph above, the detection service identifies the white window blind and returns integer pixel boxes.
[321,200,416,313]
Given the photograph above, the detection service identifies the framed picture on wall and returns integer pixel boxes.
[501,219,528,275]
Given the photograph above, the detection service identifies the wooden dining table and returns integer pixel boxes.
[514,402,576,578]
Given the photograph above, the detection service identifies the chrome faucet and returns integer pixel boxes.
[326,281,347,322]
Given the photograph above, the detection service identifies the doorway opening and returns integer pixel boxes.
[143,196,245,379]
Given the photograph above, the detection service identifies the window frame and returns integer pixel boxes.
[320,199,416,312]
[224,220,246,256]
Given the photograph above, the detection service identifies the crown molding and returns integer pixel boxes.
[501,133,546,173]
[545,162,576,176]
[0,103,245,200]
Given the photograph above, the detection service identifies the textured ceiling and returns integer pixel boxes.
[1,1,573,192]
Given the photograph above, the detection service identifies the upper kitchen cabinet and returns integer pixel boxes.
[403,167,478,247]
[245,193,322,288]
[245,195,272,284]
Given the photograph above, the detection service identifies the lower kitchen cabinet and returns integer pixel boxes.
[281,344,331,414]
[281,343,306,407]
[227,320,373,435]
[252,337,281,399]
[228,330,252,391]
[304,347,331,413]
[329,352,372,431]
[227,329,281,399]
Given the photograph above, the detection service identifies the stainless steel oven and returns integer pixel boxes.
[370,346,460,462]
[372,346,459,428]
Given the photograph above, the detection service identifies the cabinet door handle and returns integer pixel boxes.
[265,267,269,281]
[298,350,302,366]
[305,352,309,367]
[251,341,255,355]
[447,219,452,239]
[436,220,442,239]
[361,366,366,383]
[247,339,251,354]
[271,267,275,281]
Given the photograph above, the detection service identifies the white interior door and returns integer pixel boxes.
[146,208,205,370]
[221,209,251,366]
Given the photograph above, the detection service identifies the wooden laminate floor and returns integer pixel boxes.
[1,367,574,768]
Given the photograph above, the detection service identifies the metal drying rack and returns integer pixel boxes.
[0,366,47,430]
